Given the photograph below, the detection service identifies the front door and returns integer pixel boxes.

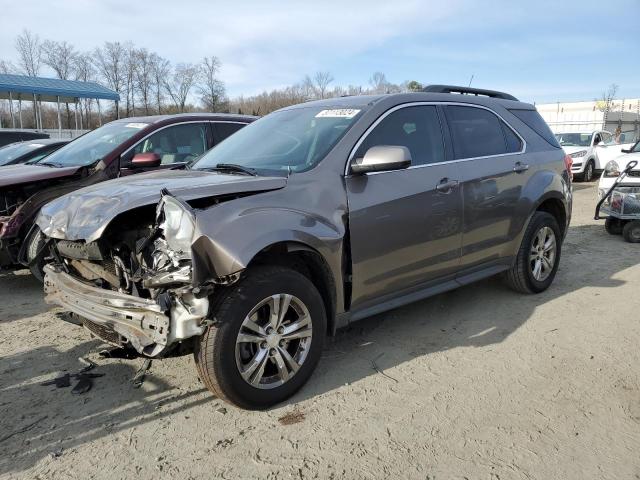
[346,105,463,310]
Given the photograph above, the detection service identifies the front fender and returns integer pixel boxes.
[190,205,345,288]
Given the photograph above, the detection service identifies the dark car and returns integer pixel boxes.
[0,139,69,167]
[0,113,255,278]
[39,86,572,409]
[0,130,49,148]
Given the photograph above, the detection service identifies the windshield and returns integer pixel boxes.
[0,142,43,166]
[555,132,591,147]
[39,122,148,167]
[192,107,362,173]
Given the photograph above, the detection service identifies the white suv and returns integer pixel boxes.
[555,131,611,182]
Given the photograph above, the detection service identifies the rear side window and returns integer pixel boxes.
[214,122,246,144]
[355,105,445,166]
[509,109,560,148]
[445,106,520,159]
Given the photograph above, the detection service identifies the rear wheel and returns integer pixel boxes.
[194,266,326,409]
[604,217,623,235]
[622,220,640,243]
[506,212,562,294]
[26,228,46,283]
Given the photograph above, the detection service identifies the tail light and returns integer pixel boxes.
[564,154,573,181]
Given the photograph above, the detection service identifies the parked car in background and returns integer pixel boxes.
[555,131,609,181]
[0,129,49,148]
[38,85,572,409]
[598,139,640,199]
[0,113,255,279]
[0,139,69,167]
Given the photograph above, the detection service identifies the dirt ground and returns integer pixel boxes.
[1,182,639,480]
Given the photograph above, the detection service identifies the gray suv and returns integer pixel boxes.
[38,85,572,409]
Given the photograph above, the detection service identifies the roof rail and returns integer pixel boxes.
[422,84,518,101]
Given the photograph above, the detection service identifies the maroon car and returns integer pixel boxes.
[0,113,255,279]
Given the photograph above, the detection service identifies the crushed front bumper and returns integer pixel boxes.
[44,265,171,355]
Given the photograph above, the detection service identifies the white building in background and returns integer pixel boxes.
[536,98,640,139]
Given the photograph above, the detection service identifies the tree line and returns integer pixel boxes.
[0,29,424,129]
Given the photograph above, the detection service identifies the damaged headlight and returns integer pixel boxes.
[603,160,620,178]
[158,193,196,254]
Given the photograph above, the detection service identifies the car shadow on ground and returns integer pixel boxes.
[0,222,636,476]
[0,269,48,322]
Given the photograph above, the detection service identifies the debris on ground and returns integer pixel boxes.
[131,358,153,388]
[99,347,139,360]
[40,359,105,395]
[278,410,306,426]
[0,416,48,444]
[371,353,398,383]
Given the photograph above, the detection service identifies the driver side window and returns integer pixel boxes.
[125,123,208,166]
[355,106,445,166]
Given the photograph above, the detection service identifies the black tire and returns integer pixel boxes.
[604,217,623,235]
[26,228,46,283]
[583,160,595,182]
[194,265,326,409]
[506,211,562,294]
[622,220,640,243]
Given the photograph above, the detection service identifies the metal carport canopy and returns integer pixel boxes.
[0,73,120,103]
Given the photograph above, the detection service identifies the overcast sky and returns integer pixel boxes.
[1,0,639,103]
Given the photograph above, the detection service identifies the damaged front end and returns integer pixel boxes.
[44,190,218,357]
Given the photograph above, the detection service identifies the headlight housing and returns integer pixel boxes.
[570,150,587,158]
[603,160,620,178]
[158,194,196,254]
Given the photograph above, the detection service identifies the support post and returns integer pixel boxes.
[79,100,83,131]
[33,94,38,129]
[9,92,15,128]
[115,100,120,119]
[97,99,102,126]
[37,97,43,130]
[74,100,78,134]
[18,98,23,128]
[57,96,62,137]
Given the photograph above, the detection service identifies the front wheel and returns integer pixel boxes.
[506,212,562,294]
[26,228,47,283]
[583,160,595,182]
[194,266,326,409]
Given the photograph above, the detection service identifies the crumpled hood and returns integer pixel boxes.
[0,164,82,188]
[37,169,287,242]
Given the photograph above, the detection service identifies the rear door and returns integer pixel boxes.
[346,104,463,310]
[443,105,527,276]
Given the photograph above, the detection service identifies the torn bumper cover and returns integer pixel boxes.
[44,264,208,357]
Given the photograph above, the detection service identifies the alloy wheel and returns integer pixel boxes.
[235,294,313,389]
[529,226,557,281]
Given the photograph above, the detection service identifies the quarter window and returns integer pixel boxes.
[355,105,445,166]
[446,106,520,159]
[214,122,246,144]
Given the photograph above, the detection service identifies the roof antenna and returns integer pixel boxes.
[468,74,474,87]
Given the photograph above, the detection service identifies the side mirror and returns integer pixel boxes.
[131,152,161,168]
[621,148,632,153]
[350,145,411,174]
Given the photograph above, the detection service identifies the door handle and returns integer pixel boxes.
[513,162,529,173]
[436,178,459,193]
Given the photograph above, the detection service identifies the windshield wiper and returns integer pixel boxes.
[38,161,65,168]
[202,163,258,176]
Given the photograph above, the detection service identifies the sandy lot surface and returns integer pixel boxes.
[1,182,639,480]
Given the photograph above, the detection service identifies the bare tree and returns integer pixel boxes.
[150,53,170,114]
[313,71,334,99]
[15,29,42,76]
[164,63,199,112]
[42,40,79,127]
[94,42,127,116]
[75,52,96,127]
[135,49,155,115]
[0,59,16,74]
[197,56,226,111]
[369,72,389,94]
[123,43,137,116]
[595,84,620,113]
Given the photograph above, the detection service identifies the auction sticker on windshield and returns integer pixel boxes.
[315,109,360,118]
[125,123,148,129]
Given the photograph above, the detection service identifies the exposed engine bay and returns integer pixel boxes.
[44,190,235,357]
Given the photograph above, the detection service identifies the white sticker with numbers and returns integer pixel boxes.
[315,109,360,119]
